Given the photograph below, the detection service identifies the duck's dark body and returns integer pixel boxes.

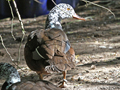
[2,80,61,90]
[24,28,75,74]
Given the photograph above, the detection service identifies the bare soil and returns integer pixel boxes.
[1,0,120,90]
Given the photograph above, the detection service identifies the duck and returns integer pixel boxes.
[0,62,61,90]
[24,3,85,88]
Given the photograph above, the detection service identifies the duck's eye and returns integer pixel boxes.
[67,8,70,10]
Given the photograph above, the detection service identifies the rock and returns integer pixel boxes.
[90,65,96,70]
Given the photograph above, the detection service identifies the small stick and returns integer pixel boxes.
[12,0,25,33]
[51,0,57,6]
[0,35,14,61]
[34,0,42,4]
[7,0,16,40]
[12,0,25,63]
[81,0,116,18]
[0,35,27,72]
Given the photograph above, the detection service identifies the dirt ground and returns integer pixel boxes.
[0,0,120,90]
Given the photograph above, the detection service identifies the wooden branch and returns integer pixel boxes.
[51,0,57,6]
[12,0,25,62]
[81,0,116,18]
[7,0,16,40]
[0,35,14,61]
[34,0,42,4]
[12,0,25,33]
[0,34,26,72]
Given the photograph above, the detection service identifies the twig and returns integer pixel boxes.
[0,35,26,72]
[5,0,26,72]
[0,35,14,61]
[18,34,25,62]
[7,0,16,40]
[12,0,25,33]
[51,0,57,6]
[0,34,26,72]
[12,0,25,63]
[81,0,116,18]
[34,0,42,4]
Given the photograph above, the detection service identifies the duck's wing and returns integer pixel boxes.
[45,47,76,73]
[40,29,76,73]
[24,29,75,73]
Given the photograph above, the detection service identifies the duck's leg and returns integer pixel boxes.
[36,71,43,80]
[59,71,67,88]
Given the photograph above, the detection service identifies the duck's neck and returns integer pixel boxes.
[45,14,63,30]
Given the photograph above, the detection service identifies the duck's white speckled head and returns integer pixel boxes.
[45,3,85,30]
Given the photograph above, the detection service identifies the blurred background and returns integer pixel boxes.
[0,0,81,19]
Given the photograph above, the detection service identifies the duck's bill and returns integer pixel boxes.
[72,14,85,21]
